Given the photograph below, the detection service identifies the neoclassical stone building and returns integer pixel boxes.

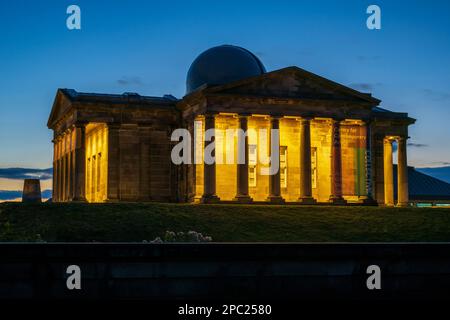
[48,45,415,205]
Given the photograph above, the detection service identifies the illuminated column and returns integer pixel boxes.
[201,113,220,203]
[298,117,316,204]
[360,120,376,204]
[107,124,120,201]
[234,114,252,202]
[57,138,63,202]
[267,116,284,203]
[383,137,394,206]
[397,136,409,207]
[67,129,73,201]
[64,133,69,201]
[73,123,87,202]
[64,132,70,201]
[53,139,59,202]
[71,129,76,200]
[329,119,346,204]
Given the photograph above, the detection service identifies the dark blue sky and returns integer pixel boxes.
[1,0,449,169]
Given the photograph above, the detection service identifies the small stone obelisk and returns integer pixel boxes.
[22,179,42,203]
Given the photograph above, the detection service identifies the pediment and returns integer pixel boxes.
[47,89,74,128]
[206,67,380,105]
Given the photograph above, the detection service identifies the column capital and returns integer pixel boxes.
[361,118,373,125]
[74,121,88,129]
[204,112,218,119]
[235,113,251,119]
[298,116,314,122]
[384,136,396,144]
[397,136,409,142]
[269,114,283,120]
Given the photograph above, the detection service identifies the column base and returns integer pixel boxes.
[71,197,87,203]
[105,198,120,203]
[297,197,317,204]
[396,202,409,207]
[266,196,285,204]
[329,196,347,205]
[358,196,378,205]
[200,194,221,204]
[233,195,253,203]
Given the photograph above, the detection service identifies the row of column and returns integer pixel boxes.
[53,124,86,202]
[384,136,409,207]
[200,115,373,204]
[53,130,73,202]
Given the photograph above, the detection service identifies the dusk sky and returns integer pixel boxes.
[1,0,450,194]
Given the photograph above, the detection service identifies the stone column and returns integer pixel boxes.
[71,136,76,201]
[383,137,394,206]
[65,131,72,201]
[201,114,220,203]
[107,124,121,202]
[57,138,63,202]
[52,139,58,202]
[360,120,376,204]
[298,117,316,204]
[329,119,346,204]
[267,116,284,203]
[61,135,66,202]
[397,136,409,207]
[68,129,73,201]
[234,114,252,203]
[73,124,87,202]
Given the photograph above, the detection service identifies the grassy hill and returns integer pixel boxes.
[1,202,450,242]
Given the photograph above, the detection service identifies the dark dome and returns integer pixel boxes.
[186,45,266,94]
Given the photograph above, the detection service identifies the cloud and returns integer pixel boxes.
[117,76,143,86]
[0,189,52,201]
[430,161,450,166]
[0,168,52,180]
[407,142,428,148]
[422,89,450,101]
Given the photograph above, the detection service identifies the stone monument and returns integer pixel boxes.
[22,179,42,203]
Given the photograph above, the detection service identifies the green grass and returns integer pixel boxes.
[1,202,450,242]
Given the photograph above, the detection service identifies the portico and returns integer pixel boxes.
[191,113,384,205]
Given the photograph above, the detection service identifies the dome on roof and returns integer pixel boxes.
[186,45,266,94]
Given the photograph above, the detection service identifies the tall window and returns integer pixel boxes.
[248,144,257,187]
[280,146,288,188]
[311,147,317,189]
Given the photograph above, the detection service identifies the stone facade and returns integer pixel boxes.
[48,66,415,205]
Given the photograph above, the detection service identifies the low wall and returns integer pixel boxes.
[1,243,450,300]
